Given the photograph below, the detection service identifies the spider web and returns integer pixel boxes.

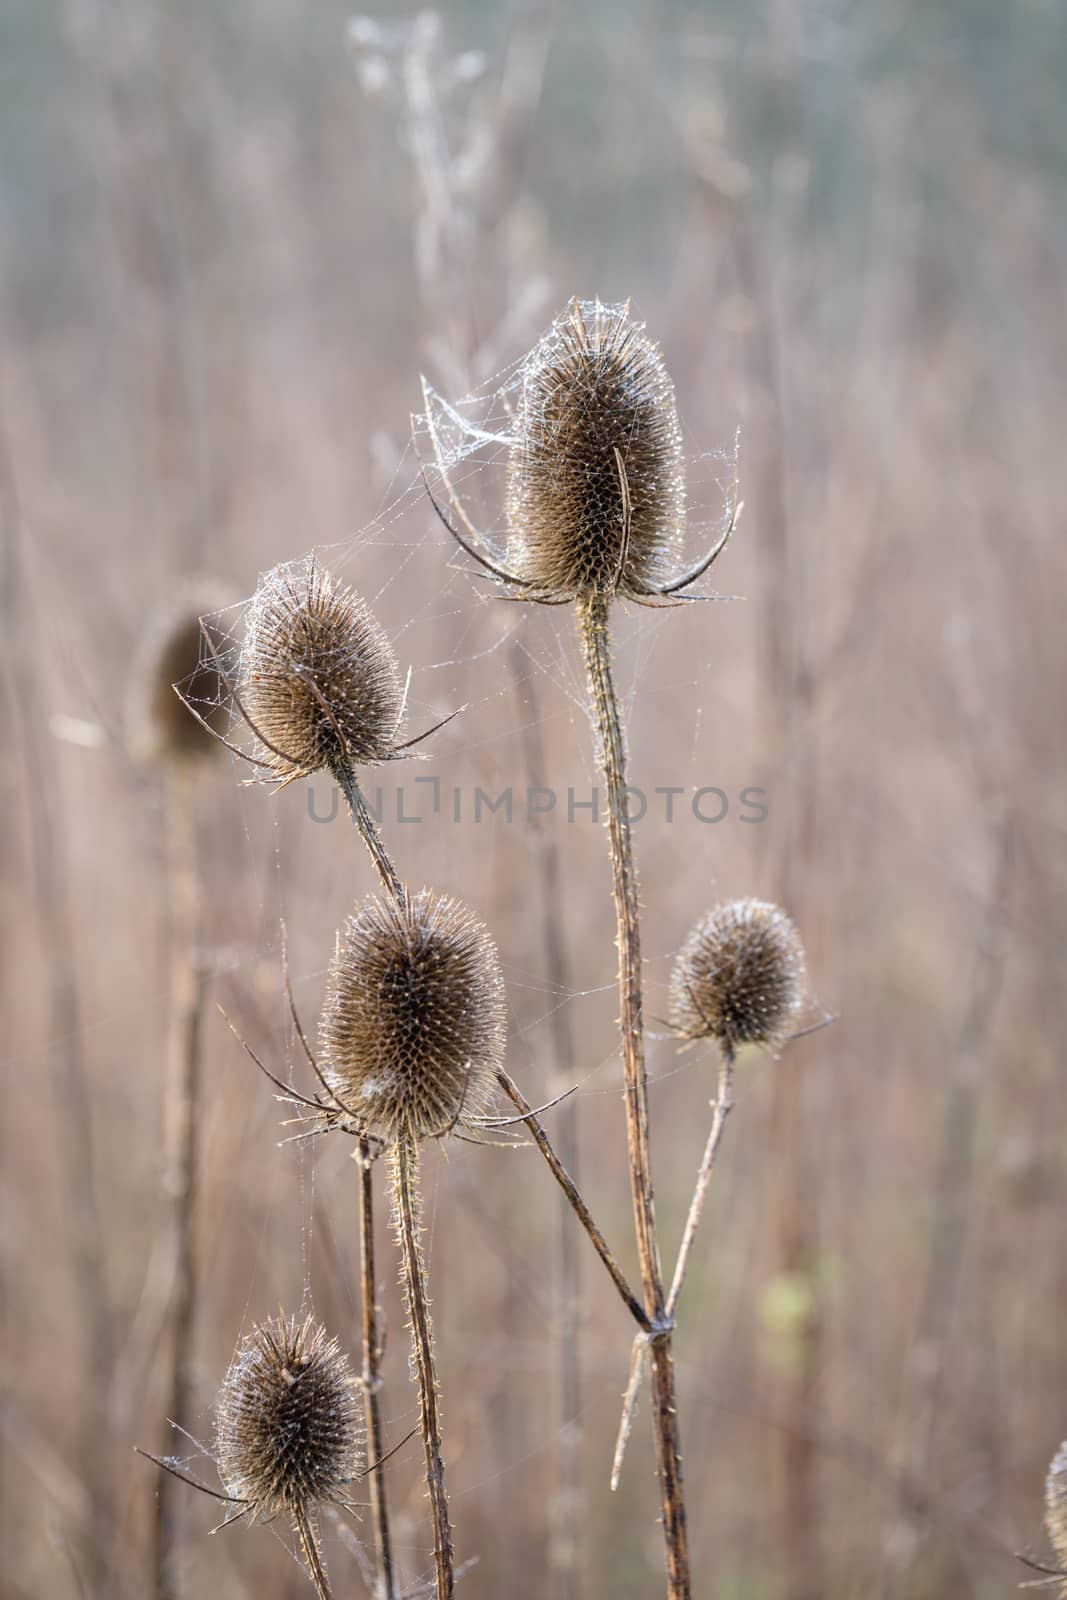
[171,303,752,1137]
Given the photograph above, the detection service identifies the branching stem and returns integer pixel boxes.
[612,1046,736,1492]
[666,1046,735,1321]
[496,1066,649,1331]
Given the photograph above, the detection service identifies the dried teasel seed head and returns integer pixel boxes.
[670,898,806,1051]
[505,297,686,598]
[129,581,234,766]
[215,1313,361,1521]
[1047,1439,1067,1575]
[320,888,506,1143]
[239,557,403,782]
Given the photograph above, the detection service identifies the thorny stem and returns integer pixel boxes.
[666,1046,735,1321]
[612,1048,736,1494]
[358,1138,397,1600]
[608,1036,826,1514]
[155,764,208,1600]
[496,1067,650,1331]
[576,592,690,1600]
[293,1504,333,1600]
[333,763,406,905]
[334,759,403,1599]
[513,649,584,1599]
[391,1135,454,1600]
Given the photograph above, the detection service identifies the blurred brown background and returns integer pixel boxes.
[2,2,1066,1596]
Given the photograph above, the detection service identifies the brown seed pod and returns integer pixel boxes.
[320,888,506,1142]
[129,581,234,765]
[239,557,403,782]
[670,898,806,1051]
[215,1312,362,1523]
[505,297,686,599]
[1048,1439,1067,1576]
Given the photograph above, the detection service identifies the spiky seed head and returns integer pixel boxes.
[239,557,403,782]
[505,297,686,598]
[671,898,806,1051]
[129,581,233,765]
[215,1313,361,1522]
[320,888,506,1142]
[1047,1440,1067,1575]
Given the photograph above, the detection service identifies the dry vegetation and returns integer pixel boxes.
[2,3,1066,1597]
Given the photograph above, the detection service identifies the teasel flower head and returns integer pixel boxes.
[238,557,404,784]
[215,1312,362,1523]
[320,888,506,1143]
[505,297,686,599]
[670,898,806,1052]
[422,296,738,605]
[129,581,233,766]
[1047,1440,1067,1581]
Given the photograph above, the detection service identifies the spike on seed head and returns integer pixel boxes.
[506,297,686,598]
[670,898,806,1051]
[1047,1440,1067,1575]
[239,557,403,782]
[130,581,234,765]
[215,1313,362,1522]
[320,888,506,1143]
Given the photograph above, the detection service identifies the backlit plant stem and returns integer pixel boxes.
[576,591,690,1600]
[358,1136,397,1600]
[335,756,402,1599]
[391,1135,454,1600]
[333,762,406,905]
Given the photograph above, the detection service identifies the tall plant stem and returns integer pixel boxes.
[513,651,583,1599]
[332,763,406,905]
[358,1138,397,1600]
[391,1135,454,1600]
[575,592,690,1600]
[155,762,207,1599]
[334,758,402,1599]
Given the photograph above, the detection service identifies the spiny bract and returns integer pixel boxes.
[505,297,685,598]
[239,557,403,782]
[130,581,233,765]
[320,888,506,1142]
[215,1313,362,1521]
[670,898,806,1051]
[1047,1439,1067,1580]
